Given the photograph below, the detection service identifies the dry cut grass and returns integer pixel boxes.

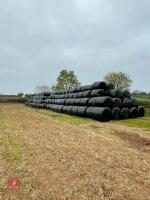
[0,104,150,200]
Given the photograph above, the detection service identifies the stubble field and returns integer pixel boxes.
[0,104,150,200]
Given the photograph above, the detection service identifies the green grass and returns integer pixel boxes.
[113,117,150,129]
[0,97,26,103]
[0,112,22,161]
[34,109,94,124]
[132,94,150,106]
[4,133,22,161]
[113,106,150,129]
[34,107,150,129]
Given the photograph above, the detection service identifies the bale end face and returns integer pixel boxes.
[138,106,145,117]
[112,107,120,120]
[129,107,138,118]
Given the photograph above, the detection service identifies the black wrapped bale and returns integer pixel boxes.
[61,94,65,99]
[120,108,129,119]
[60,99,66,105]
[106,89,122,98]
[92,81,107,90]
[49,99,53,104]
[129,107,138,118]
[58,105,64,112]
[112,107,120,120]
[52,95,56,99]
[63,106,73,114]
[122,90,131,99]
[72,93,78,98]
[138,106,145,117]
[50,94,55,99]
[54,99,59,105]
[77,92,83,98]
[80,85,93,92]
[90,89,105,97]
[42,92,51,96]
[65,99,70,105]
[47,104,52,109]
[82,90,91,98]
[65,94,69,98]
[88,96,113,107]
[79,98,89,106]
[65,99,73,105]
[62,106,68,113]
[122,98,132,108]
[106,83,114,90]
[44,99,49,104]
[112,98,122,107]
[86,107,112,122]
[77,107,87,116]
[50,104,56,111]
[55,95,59,99]
[53,105,59,111]
[69,99,75,105]
[59,95,63,99]
[51,99,55,104]
[71,106,79,115]
[74,99,81,106]
[68,93,74,98]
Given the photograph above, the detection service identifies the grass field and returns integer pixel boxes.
[113,107,150,129]
[132,94,150,106]
[36,106,150,129]
[0,104,150,200]
[0,96,26,103]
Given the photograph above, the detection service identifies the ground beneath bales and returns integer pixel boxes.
[0,104,150,200]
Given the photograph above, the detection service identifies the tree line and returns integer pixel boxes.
[35,70,132,93]
[17,69,149,96]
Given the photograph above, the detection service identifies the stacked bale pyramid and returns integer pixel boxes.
[25,81,145,122]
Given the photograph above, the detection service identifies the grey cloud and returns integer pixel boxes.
[0,0,150,94]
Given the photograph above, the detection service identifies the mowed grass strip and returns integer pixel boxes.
[114,117,150,129]
[4,133,22,161]
[0,112,22,161]
[34,108,94,124]
[33,107,150,129]
[113,108,150,129]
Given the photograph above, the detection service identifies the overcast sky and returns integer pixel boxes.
[0,0,150,94]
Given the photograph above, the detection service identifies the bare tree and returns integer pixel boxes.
[104,71,132,91]
[52,69,81,92]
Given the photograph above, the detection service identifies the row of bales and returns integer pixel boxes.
[25,81,145,122]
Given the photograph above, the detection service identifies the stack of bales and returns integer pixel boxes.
[25,92,51,108]
[25,81,145,122]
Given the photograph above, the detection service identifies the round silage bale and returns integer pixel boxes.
[90,89,105,97]
[82,90,91,98]
[138,106,145,117]
[112,107,120,120]
[120,108,129,119]
[122,98,132,108]
[92,81,107,90]
[88,96,113,107]
[86,107,112,122]
[106,83,114,90]
[112,98,122,107]
[76,106,87,117]
[106,89,122,98]
[129,107,138,118]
